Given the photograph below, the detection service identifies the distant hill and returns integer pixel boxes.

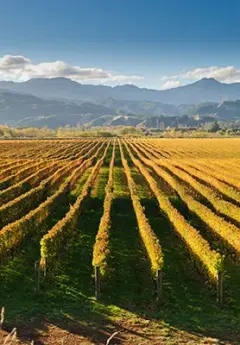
[186,100,240,120]
[2,77,240,105]
[1,89,240,128]
[0,90,115,127]
[140,115,215,128]
[99,98,184,116]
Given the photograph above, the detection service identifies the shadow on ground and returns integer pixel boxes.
[1,195,240,344]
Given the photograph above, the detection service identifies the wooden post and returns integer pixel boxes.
[0,306,5,330]
[43,260,47,278]
[156,270,163,303]
[34,260,40,296]
[95,266,101,300]
[217,271,223,305]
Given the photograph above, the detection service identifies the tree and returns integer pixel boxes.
[208,121,221,133]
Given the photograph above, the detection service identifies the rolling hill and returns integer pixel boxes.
[1,87,240,128]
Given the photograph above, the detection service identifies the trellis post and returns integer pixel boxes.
[217,271,223,305]
[34,260,40,296]
[156,270,163,303]
[95,266,101,300]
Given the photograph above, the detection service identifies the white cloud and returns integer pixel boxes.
[161,80,182,89]
[0,55,143,84]
[0,55,31,70]
[161,66,240,85]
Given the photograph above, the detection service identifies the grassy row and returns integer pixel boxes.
[0,159,30,173]
[120,140,164,277]
[0,143,107,259]
[45,140,105,190]
[178,160,240,196]
[130,141,240,256]
[92,141,115,277]
[0,160,49,190]
[174,161,240,203]
[31,141,81,160]
[0,160,63,205]
[0,158,80,227]
[51,141,86,159]
[159,161,240,224]
[64,140,99,160]
[201,159,240,176]
[0,159,33,179]
[125,140,223,285]
[51,140,94,160]
[0,139,72,162]
[0,141,67,159]
[40,143,110,268]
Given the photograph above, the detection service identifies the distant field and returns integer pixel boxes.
[0,138,240,345]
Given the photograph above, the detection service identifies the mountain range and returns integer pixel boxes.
[1,77,240,128]
[2,77,240,104]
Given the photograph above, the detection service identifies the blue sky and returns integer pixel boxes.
[0,0,240,89]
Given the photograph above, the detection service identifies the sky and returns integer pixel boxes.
[0,0,240,89]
